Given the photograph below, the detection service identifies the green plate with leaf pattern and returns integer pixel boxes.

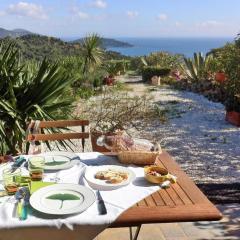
[30,184,96,215]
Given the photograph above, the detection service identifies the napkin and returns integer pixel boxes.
[29,181,55,194]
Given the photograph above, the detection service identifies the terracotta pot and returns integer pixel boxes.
[215,72,226,83]
[91,131,117,152]
[225,111,240,127]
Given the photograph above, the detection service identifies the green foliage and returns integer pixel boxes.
[129,56,144,74]
[81,34,104,75]
[130,52,182,75]
[113,81,132,92]
[104,50,130,61]
[218,44,240,111]
[104,60,130,77]
[181,52,212,82]
[74,87,95,99]
[207,43,240,111]
[142,52,182,69]
[0,43,75,155]
[142,66,171,82]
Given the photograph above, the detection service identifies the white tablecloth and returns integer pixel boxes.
[0,152,164,240]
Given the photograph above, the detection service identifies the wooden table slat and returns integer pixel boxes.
[144,195,156,207]
[159,189,175,207]
[171,183,193,205]
[137,199,147,206]
[151,192,165,206]
[165,187,184,206]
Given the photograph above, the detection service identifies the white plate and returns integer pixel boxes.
[30,184,96,215]
[36,151,81,171]
[84,165,136,190]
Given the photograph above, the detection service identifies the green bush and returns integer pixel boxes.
[142,66,171,82]
[0,43,76,155]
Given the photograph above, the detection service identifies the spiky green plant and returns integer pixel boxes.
[0,43,75,155]
[80,34,104,75]
[181,52,212,82]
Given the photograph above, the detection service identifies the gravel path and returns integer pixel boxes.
[126,81,240,184]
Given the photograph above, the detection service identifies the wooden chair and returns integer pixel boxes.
[26,120,90,152]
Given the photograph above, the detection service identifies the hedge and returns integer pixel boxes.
[142,66,171,82]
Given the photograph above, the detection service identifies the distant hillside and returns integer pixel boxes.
[72,37,133,48]
[0,34,82,61]
[0,27,33,38]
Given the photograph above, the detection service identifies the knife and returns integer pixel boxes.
[96,190,107,215]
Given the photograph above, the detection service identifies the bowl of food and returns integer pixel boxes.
[144,165,176,184]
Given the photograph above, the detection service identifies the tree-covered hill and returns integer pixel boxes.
[0,34,129,61]
[0,34,82,61]
[0,27,33,38]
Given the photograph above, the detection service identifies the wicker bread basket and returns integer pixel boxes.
[117,150,161,165]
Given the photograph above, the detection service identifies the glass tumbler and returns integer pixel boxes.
[28,156,45,181]
[3,168,21,195]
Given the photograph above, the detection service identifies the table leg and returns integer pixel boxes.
[129,225,141,240]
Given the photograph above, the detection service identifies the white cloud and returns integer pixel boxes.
[157,13,167,21]
[6,2,48,20]
[197,20,222,28]
[175,21,181,27]
[77,11,89,19]
[70,6,90,19]
[90,0,107,9]
[126,11,139,19]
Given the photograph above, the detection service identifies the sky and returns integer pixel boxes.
[0,0,239,38]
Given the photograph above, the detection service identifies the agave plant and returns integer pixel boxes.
[181,52,213,82]
[0,43,75,155]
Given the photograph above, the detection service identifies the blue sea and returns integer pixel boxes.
[107,37,233,57]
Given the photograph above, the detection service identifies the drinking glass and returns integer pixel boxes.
[28,156,45,181]
[3,168,21,195]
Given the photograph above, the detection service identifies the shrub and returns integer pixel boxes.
[76,87,168,133]
[143,52,183,69]
[0,43,76,155]
[180,52,213,83]
[142,66,171,82]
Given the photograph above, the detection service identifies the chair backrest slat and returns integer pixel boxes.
[26,120,90,152]
[27,132,89,141]
[38,120,89,128]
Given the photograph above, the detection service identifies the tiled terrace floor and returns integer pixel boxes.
[96,204,240,240]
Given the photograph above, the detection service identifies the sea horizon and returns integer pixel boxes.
[107,37,233,58]
[61,36,233,58]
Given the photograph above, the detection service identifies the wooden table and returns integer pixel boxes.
[110,151,222,239]
[0,151,222,240]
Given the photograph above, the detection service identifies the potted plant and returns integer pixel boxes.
[225,95,240,126]
[220,43,240,126]
[207,56,227,83]
[78,87,157,151]
[103,61,126,86]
